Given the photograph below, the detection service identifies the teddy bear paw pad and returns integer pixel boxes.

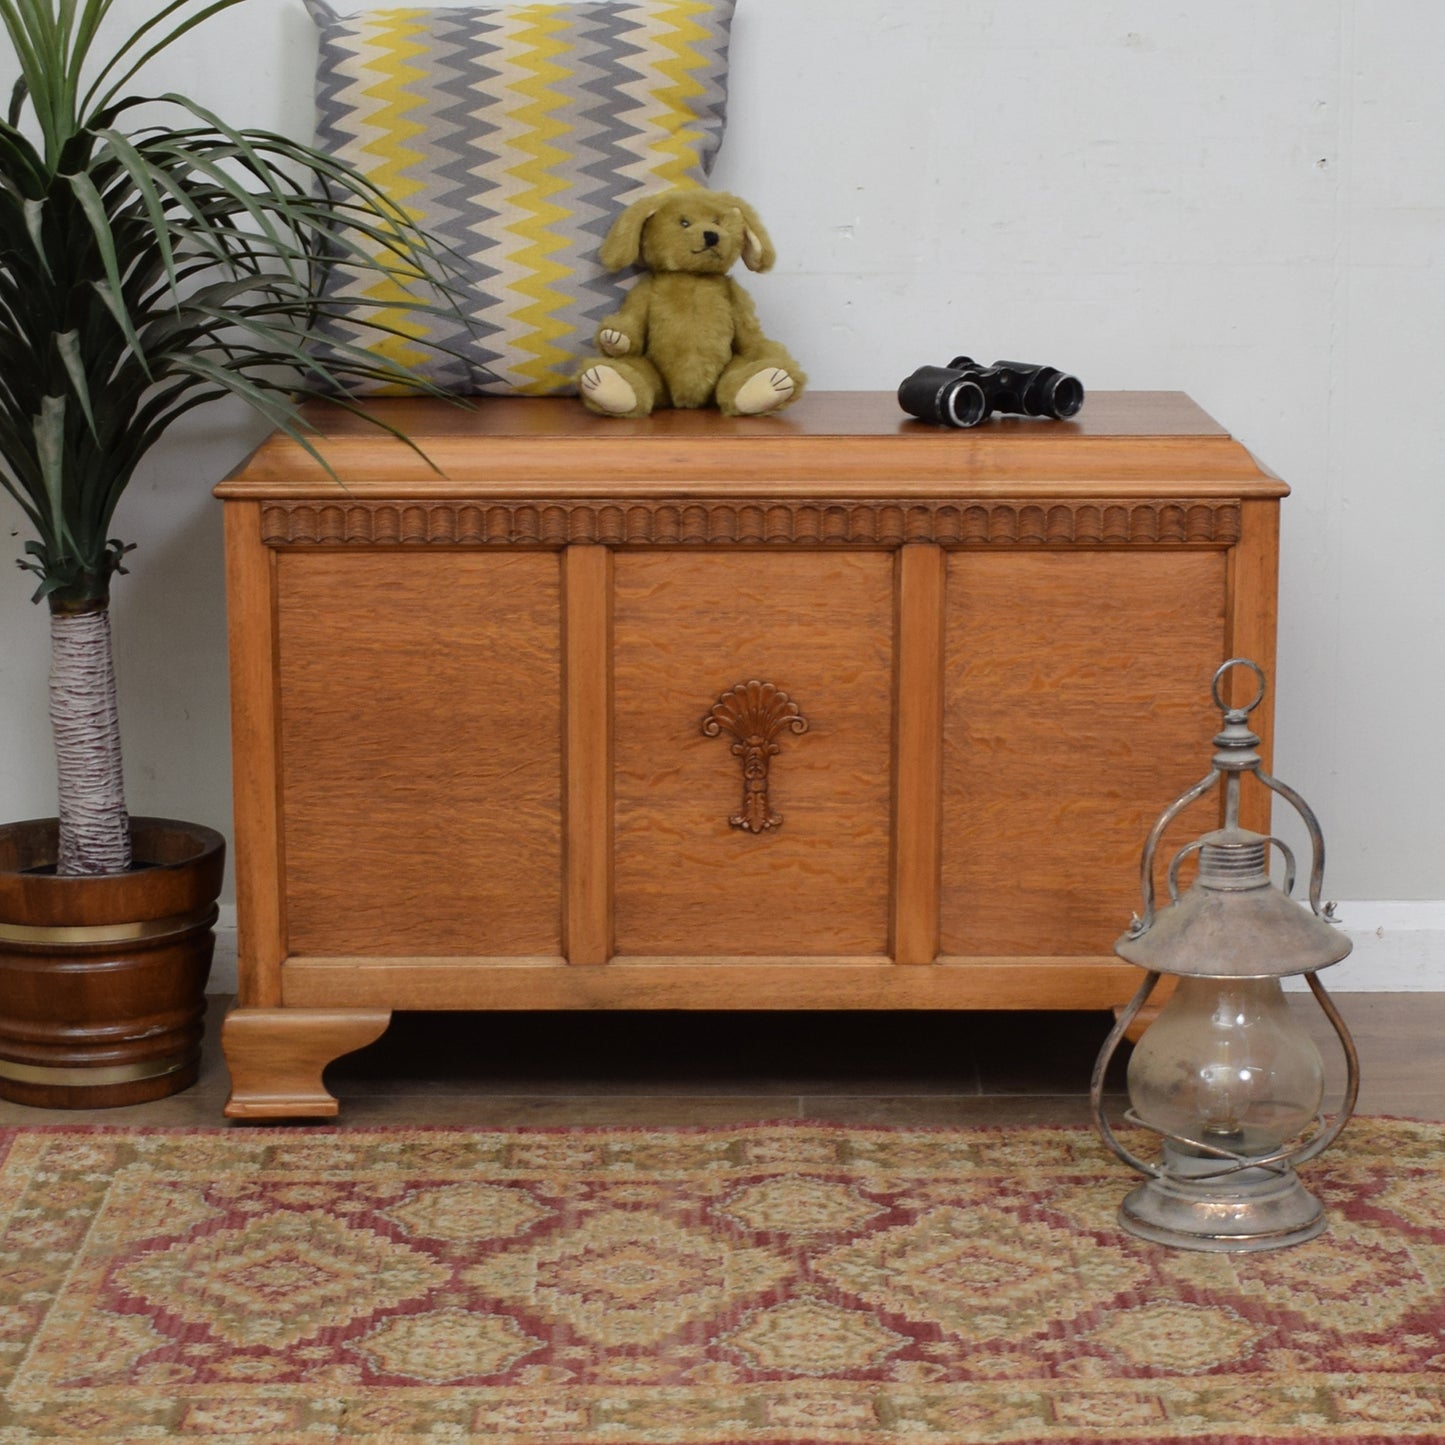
[734,368,796,415]
[581,365,638,415]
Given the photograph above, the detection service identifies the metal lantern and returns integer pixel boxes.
[1090,659,1360,1252]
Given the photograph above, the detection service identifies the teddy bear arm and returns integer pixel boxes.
[598,276,653,355]
[725,278,771,356]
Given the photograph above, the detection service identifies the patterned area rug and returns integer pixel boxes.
[2,1121,1443,1443]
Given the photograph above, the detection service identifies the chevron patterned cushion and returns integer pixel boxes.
[306,0,735,395]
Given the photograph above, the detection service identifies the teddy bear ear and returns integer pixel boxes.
[599,193,665,270]
[731,201,776,273]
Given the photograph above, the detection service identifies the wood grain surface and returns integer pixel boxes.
[891,545,946,963]
[1226,499,1281,834]
[279,956,1145,1012]
[275,552,563,956]
[222,1007,391,1118]
[562,545,613,964]
[216,393,1287,497]
[939,550,1228,957]
[223,503,286,1006]
[612,551,895,956]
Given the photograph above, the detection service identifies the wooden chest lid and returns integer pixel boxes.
[215,391,1286,501]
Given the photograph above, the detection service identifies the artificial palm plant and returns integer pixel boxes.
[0,0,459,876]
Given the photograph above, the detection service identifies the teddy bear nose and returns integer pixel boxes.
[703,229,721,248]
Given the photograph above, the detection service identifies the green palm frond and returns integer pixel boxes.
[0,0,470,607]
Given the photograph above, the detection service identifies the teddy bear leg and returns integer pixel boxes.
[716,349,806,417]
[579,357,661,418]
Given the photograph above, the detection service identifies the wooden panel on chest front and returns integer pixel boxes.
[275,552,563,957]
[612,551,894,956]
[940,550,1227,957]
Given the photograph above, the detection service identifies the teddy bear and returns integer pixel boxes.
[578,187,805,418]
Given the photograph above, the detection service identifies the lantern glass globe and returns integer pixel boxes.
[1127,977,1326,1157]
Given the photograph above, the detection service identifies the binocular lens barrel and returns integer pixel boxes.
[946,380,988,427]
[1045,373,1084,418]
[897,366,988,428]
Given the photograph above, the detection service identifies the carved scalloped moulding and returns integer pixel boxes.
[258,499,1242,548]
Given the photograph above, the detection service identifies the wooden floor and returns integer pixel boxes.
[1,992,1440,1128]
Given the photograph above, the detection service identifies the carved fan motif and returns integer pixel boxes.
[702,682,810,834]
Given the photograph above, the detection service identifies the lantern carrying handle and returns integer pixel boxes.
[1257,769,1331,918]
[1126,774,1218,939]
[1089,970,1167,1179]
[1293,971,1362,1164]
[1128,659,1333,940]
[1210,656,1267,714]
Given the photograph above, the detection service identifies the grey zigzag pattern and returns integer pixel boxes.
[306,0,736,396]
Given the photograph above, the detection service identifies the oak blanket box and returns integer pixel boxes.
[215,392,1284,1117]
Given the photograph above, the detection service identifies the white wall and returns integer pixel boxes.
[3,1,1442,985]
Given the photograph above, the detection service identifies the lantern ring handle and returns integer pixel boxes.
[1090,972,1166,1180]
[1212,657,1267,716]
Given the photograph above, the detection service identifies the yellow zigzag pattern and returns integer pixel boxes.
[311,0,734,395]
[644,0,714,185]
[500,8,578,393]
[353,10,434,376]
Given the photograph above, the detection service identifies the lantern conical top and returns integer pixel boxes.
[1117,660,1351,979]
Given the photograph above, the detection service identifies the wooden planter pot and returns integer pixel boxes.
[0,817,225,1109]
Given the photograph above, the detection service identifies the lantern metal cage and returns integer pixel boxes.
[1090,659,1360,1252]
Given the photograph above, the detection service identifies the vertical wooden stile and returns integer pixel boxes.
[224,502,286,1006]
[1226,499,1281,835]
[892,543,947,964]
[562,544,614,964]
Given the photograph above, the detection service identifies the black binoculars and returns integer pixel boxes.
[897,356,1084,428]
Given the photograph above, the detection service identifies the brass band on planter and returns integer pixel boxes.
[0,1053,192,1086]
[0,905,218,947]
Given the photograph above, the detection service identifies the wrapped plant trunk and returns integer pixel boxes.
[0,0,468,878]
[49,602,128,875]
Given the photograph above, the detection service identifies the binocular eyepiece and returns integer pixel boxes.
[898,356,1084,428]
